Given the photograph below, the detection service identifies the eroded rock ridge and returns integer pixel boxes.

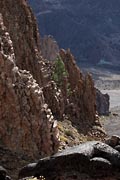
[0,12,59,158]
[0,0,108,179]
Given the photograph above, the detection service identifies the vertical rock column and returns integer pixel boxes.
[0,14,59,158]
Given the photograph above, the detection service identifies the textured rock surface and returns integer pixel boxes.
[0,0,103,159]
[0,0,49,86]
[0,166,11,180]
[0,166,7,180]
[105,135,120,148]
[0,145,32,180]
[60,49,97,126]
[0,13,59,157]
[19,141,120,180]
[96,89,110,115]
[0,0,109,179]
[41,35,59,61]
[43,81,65,119]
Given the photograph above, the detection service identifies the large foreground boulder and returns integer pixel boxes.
[0,166,11,180]
[19,141,120,180]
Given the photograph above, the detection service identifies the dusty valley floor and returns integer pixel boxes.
[101,90,120,136]
[90,67,120,136]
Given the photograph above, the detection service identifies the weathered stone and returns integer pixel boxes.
[105,135,120,147]
[0,166,7,179]
[115,145,120,152]
[19,163,37,179]
[40,35,59,61]
[60,49,97,126]
[19,141,120,180]
[90,157,112,176]
[43,81,65,119]
[0,13,59,158]
[0,0,43,85]
[0,166,11,180]
[0,0,110,179]
[96,89,110,116]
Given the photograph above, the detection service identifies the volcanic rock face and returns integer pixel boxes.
[0,0,104,161]
[19,141,120,180]
[0,13,59,157]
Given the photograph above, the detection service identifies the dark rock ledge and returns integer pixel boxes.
[0,166,11,180]
[19,139,120,180]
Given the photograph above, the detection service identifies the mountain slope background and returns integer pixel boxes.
[28,0,120,70]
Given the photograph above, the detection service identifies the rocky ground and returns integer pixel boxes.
[81,65,120,90]
[88,67,120,137]
[19,139,120,180]
[100,105,120,137]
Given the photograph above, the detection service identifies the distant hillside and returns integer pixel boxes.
[28,0,120,69]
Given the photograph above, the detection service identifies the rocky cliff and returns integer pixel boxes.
[0,0,107,179]
[0,0,105,154]
[0,0,49,86]
[0,2,59,158]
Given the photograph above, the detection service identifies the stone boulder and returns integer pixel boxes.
[0,166,11,180]
[105,135,120,147]
[19,141,120,180]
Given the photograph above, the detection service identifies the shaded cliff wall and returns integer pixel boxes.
[0,0,47,86]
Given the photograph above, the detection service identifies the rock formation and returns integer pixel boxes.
[40,35,59,61]
[0,11,59,157]
[96,89,110,115]
[0,0,108,178]
[0,0,49,86]
[60,49,97,126]
[0,166,11,180]
[19,140,120,180]
[0,0,102,157]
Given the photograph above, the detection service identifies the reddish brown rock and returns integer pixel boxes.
[0,0,48,86]
[60,49,97,127]
[43,81,65,119]
[0,14,59,158]
[0,0,107,179]
[41,35,59,61]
